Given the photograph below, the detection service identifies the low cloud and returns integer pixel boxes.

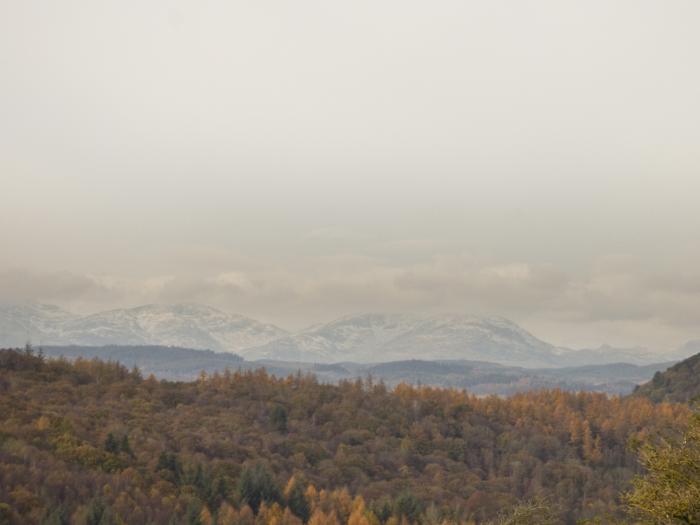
[0,269,121,305]
[3,255,700,349]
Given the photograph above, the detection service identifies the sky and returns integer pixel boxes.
[1,0,699,350]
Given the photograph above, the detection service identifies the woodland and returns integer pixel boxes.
[0,347,696,525]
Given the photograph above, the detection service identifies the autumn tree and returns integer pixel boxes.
[0,347,693,525]
[485,498,560,525]
[625,411,700,524]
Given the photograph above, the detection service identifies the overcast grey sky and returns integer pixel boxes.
[1,0,699,349]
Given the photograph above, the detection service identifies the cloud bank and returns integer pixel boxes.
[4,252,700,351]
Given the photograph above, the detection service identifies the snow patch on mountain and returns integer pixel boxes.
[0,304,685,367]
[0,303,287,352]
[243,313,563,366]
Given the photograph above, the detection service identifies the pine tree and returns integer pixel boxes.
[85,498,117,525]
[237,463,281,513]
[104,433,119,454]
[394,491,422,523]
[41,505,70,525]
[270,405,288,433]
[184,501,203,525]
[285,476,310,522]
[120,435,133,457]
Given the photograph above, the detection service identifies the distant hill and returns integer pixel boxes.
[38,344,672,395]
[633,352,700,403]
[553,344,665,366]
[306,359,673,396]
[41,345,244,380]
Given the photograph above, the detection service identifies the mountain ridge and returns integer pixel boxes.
[0,302,287,353]
[0,302,691,367]
[32,344,674,396]
[244,312,563,366]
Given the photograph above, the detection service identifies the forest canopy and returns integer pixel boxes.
[0,347,692,525]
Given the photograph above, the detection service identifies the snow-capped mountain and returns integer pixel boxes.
[0,303,287,352]
[0,303,78,347]
[243,313,420,362]
[243,313,564,366]
[0,303,684,367]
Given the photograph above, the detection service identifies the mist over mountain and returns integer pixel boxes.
[671,340,700,360]
[551,344,664,367]
[0,303,287,353]
[0,303,689,368]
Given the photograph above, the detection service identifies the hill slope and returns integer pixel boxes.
[634,352,700,403]
[0,348,690,524]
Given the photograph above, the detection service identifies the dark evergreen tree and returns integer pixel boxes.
[193,464,205,490]
[370,497,393,523]
[237,463,281,513]
[85,498,116,525]
[395,491,422,523]
[286,477,310,522]
[156,452,182,484]
[206,475,229,509]
[184,501,202,525]
[270,404,288,433]
[104,433,119,454]
[120,434,133,457]
[41,505,70,525]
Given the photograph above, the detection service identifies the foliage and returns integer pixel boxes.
[286,475,311,522]
[0,348,692,524]
[237,463,282,513]
[270,404,289,433]
[484,498,559,525]
[394,491,422,522]
[625,411,700,524]
[103,434,119,454]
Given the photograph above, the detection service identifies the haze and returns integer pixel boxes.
[1,1,699,350]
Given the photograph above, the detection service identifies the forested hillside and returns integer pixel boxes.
[633,352,700,403]
[0,348,690,525]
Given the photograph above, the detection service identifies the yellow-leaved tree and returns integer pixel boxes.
[625,411,700,524]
